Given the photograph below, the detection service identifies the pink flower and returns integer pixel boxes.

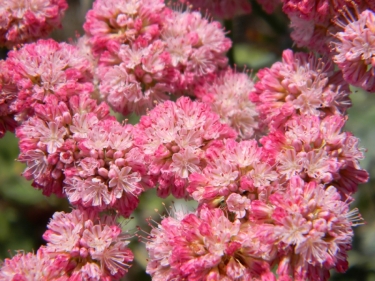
[250,49,351,130]
[333,9,375,92]
[134,97,237,198]
[188,138,277,209]
[5,39,94,122]
[16,94,111,197]
[83,0,166,55]
[261,114,368,197]
[145,205,275,280]
[43,209,134,280]
[0,247,69,280]
[195,68,259,139]
[0,0,68,48]
[267,177,363,280]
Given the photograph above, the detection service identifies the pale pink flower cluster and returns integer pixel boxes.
[16,93,147,216]
[134,96,237,198]
[0,0,374,280]
[3,39,94,125]
[333,9,375,92]
[146,205,275,281]
[0,0,68,48]
[261,114,368,196]
[250,49,351,130]
[282,0,374,53]
[0,209,134,281]
[84,0,231,115]
[195,69,259,139]
[147,183,360,281]
[43,209,133,280]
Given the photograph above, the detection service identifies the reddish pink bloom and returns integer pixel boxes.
[5,39,94,122]
[83,0,166,55]
[267,177,363,281]
[188,138,278,210]
[98,40,176,115]
[0,247,69,280]
[333,9,375,92]
[16,94,111,198]
[250,49,351,130]
[161,9,231,93]
[146,205,276,280]
[43,209,134,280]
[261,114,368,197]
[134,97,237,198]
[195,69,259,140]
[0,0,68,48]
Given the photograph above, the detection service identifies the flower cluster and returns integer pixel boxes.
[250,49,351,130]
[0,209,134,280]
[16,93,148,216]
[282,0,374,54]
[0,0,68,48]
[0,0,373,280]
[2,39,94,127]
[333,9,375,92]
[134,96,237,198]
[195,69,259,139]
[84,0,231,115]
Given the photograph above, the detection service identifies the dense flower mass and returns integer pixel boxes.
[83,0,166,55]
[0,247,69,280]
[16,94,148,216]
[281,0,374,53]
[4,39,94,123]
[0,0,68,48]
[42,209,134,280]
[195,69,259,139]
[0,0,373,280]
[333,9,375,92]
[261,114,368,196]
[134,97,237,198]
[146,205,276,281]
[250,49,351,130]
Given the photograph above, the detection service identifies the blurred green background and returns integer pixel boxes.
[1,0,375,280]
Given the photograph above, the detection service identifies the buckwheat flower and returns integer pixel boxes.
[0,0,68,48]
[195,69,259,139]
[83,0,166,55]
[188,139,278,211]
[134,97,237,198]
[333,9,375,92]
[16,94,111,197]
[161,9,231,93]
[5,39,94,122]
[261,114,368,197]
[0,247,69,280]
[282,0,364,53]
[250,49,351,130]
[145,205,276,280]
[265,177,364,281]
[64,119,147,216]
[43,209,134,280]
[0,60,18,138]
[178,0,251,19]
[98,40,176,115]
